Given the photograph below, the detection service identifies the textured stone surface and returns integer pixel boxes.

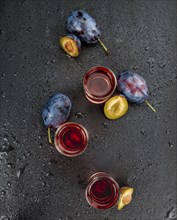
[0,0,176,220]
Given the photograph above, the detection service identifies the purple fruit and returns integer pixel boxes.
[117,71,148,103]
[42,93,72,128]
[66,10,101,44]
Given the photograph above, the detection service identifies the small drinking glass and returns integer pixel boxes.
[54,122,88,157]
[85,172,119,209]
[83,66,117,104]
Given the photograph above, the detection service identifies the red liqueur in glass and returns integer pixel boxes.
[54,122,88,157]
[83,66,117,104]
[85,172,119,209]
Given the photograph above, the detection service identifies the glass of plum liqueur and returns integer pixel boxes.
[54,122,88,157]
[83,66,117,104]
[85,172,119,209]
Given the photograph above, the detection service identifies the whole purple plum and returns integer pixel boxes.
[42,93,72,128]
[117,71,148,103]
[66,10,101,44]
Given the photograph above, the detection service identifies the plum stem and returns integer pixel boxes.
[98,39,109,54]
[145,100,156,112]
[48,127,53,144]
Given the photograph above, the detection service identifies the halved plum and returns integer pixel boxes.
[104,95,128,120]
[117,187,134,210]
[60,34,81,57]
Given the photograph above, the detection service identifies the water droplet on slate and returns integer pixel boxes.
[27,152,31,156]
[147,57,155,75]
[140,129,146,135]
[26,27,32,32]
[3,134,8,142]
[102,122,108,128]
[48,13,52,18]
[39,212,44,216]
[145,46,149,51]
[49,159,58,164]
[46,171,54,177]
[42,182,46,187]
[2,72,5,79]
[166,207,177,219]
[16,170,21,178]
[166,130,170,135]
[147,57,155,64]
[76,213,81,217]
[75,112,85,119]
[1,190,6,195]
[77,174,86,187]
[154,100,161,107]
[13,72,18,77]
[148,163,153,168]
[0,29,5,36]
[39,143,43,148]
[168,141,174,148]
[0,151,7,157]
[51,58,56,64]
[0,217,9,220]
[133,65,138,71]
[0,156,6,164]
[95,134,99,139]
[7,163,12,168]
[125,115,129,120]
[17,164,27,178]
[159,62,166,69]
[45,26,50,36]
[84,209,89,214]
[7,182,11,187]
[34,196,39,203]
[10,54,14,59]
[1,92,5,98]
[0,144,14,154]
[138,27,143,34]
[66,54,73,59]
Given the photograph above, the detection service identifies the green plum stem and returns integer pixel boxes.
[98,38,109,54]
[145,100,156,112]
[48,127,53,144]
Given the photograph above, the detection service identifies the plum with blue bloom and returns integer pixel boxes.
[117,71,156,112]
[66,10,109,54]
[42,93,72,143]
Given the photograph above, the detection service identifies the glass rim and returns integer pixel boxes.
[83,66,117,104]
[85,171,120,209]
[54,122,89,157]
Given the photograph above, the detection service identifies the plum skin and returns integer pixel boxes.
[42,93,72,128]
[117,71,148,104]
[66,10,101,44]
